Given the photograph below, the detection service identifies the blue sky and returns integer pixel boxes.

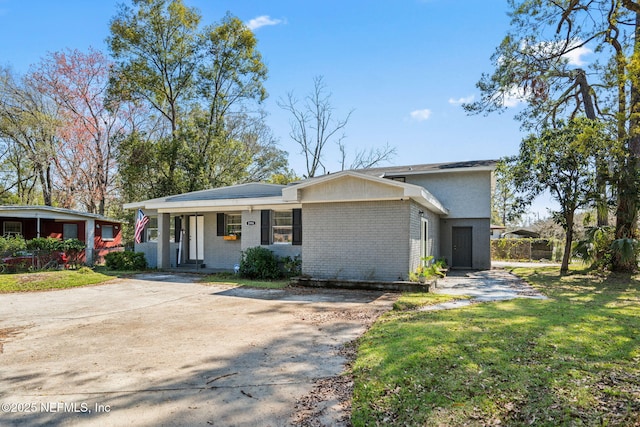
[0,0,567,217]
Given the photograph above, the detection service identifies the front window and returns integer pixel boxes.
[138,216,176,242]
[273,211,292,244]
[146,217,158,242]
[226,213,242,236]
[63,223,78,239]
[102,225,114,240]
[3,221,22,237]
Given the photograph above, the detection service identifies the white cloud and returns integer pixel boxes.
[562,45,592,66]
[521,39,592,67]
[448,95,474,105]
[245,15,283,31]
[501,86,527,108]
[410,109,432,121]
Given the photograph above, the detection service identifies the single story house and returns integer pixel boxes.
[124,160,496,281]
[0,205,122,265]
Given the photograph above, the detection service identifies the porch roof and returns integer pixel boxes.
[123,183,295,213]
[166,183,285,202]
[0,205,120,223]
[124,172,450,216]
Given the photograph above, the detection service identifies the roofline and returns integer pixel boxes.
[151,196,295,211]
[283,170,419,192]
[123,183,287,211]
[379,165,496,178]
[0,205,120,223]
[362,160,498,178]
[283,170,449,215]
[127,196,300,213]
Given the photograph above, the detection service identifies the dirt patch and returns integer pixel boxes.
[291,341,358,426]
[291,303,389,426]
[15,273,50,284]
[297,308,387,325]
[0,326,27,353]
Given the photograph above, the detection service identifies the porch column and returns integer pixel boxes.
[157,213,171,269]
[85,219,95,266]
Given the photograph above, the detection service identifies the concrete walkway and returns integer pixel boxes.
[422,268,547,311]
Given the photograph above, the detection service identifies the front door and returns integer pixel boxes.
[452,227,472,268]
[189,215,204,261]
[420,218,429,260]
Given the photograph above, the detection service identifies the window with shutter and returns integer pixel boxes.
[292,209,302,245]
[273,211,293,244]
[217,213,225,236]
[261,210,271,245]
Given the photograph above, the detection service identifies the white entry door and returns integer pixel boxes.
[189,215,204,261]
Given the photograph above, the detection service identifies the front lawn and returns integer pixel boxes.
[0,268,116,292]
[0,270,292,293]
[351,266,640,426]
[201,272,290,289]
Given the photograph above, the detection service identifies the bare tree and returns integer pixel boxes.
[339,141,396,171]
[0,67,57,205]
[278,76,352,178]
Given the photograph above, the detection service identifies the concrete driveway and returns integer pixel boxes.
[0,274,396,426]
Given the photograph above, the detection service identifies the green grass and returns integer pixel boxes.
[0,269,291,293]
[351,266,640,426]
[201,272,290,289]
[392,291,469,311]
[0,268,115,292]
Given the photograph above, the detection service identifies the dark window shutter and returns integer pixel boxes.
[175,216,182,242]
[217,213,225,236]
[292,208,302,246]
[261,210,271,245]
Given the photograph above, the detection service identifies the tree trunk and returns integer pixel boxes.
[613,11,640,272]
[561,211,574,274]
[576,69,609,226]
[38,164,52,206]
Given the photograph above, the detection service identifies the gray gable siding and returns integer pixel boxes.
[405,171,492,219]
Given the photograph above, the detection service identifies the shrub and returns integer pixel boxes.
[60,238,85,253]
[409,256,446,282]
[0,235,26,255]
[239,247,281,280]
[60,238,86,267]
[104,251,147,270]
[26,237,62,251]
[573,226,614,270]
[281,255,302,277]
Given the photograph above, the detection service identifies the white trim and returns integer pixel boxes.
[124,171,450,217]
[0,205,118,222]
[283,171,449,215]
[3,220,22,236]
[379,165,496,177]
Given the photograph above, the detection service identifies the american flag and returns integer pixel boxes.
[134,209,149,244]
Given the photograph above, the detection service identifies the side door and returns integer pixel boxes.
[452,226,472,268]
